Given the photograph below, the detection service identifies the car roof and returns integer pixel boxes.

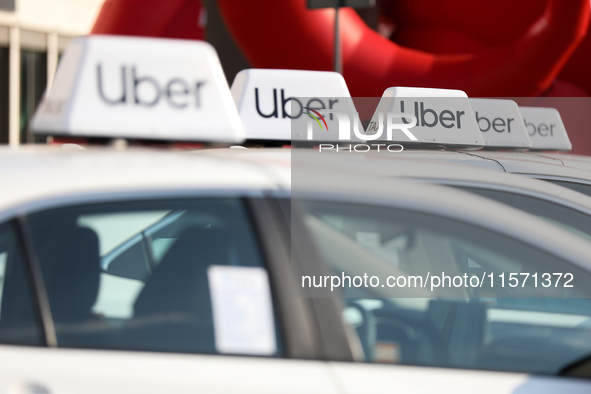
[205,146,591,222]
[532,152,591,170]
[381,149,591,182]
[541,153,591,162]
[218,148,591,215]
[469,151,591,180]
[371,150,505,170]
[207,149,591,269]
[4,146,591,273]
[310,150,591,214]
[0,146,286,219]
[195,147,291,187]
[285,151,591,272]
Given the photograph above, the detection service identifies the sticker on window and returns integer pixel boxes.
[207,265,277,355]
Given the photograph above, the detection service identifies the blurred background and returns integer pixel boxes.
[0,0,103,145]
[3,0,591,153]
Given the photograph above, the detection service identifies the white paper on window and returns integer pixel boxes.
[208,265,277,355]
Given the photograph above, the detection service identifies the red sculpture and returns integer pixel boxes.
[92,0,205,40]
[216,0,589,97]
[92,0,590,97]
[91,0,591,152]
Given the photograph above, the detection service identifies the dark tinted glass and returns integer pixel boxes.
[0,221,43,345]
[300,200,591,375]
[26,198,282,357]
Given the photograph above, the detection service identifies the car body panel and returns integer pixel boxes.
[470,151,591,180]
[0,345,340,394]
[331,362,591,394]
[379,150,505,170]
[3,146,591,391]
[0,147,286,221]
[533,152,591,171]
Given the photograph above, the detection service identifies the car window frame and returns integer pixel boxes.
[289,193,591,373]
[276,197,362,362]
[0,194,337,362]
[245,197,335,360]
[9,217,55,347]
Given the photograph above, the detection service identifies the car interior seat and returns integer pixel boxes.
[36,220,101,323]
[33,217,104,346]
[128,226,229,353]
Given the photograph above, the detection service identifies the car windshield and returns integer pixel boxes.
[450,186,591,242]
[299,199,591,375]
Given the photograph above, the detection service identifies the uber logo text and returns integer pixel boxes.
[367,101,465,131]
[254,87,338,120]
[476,111,515,133]
[524,119,556,137]
[96,64,206,108]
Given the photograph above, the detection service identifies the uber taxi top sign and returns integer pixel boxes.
[31,35,244,143]
[469,99,532,149]
[231,69,358,141]
[368,87,485,149]
[518,107,571,151]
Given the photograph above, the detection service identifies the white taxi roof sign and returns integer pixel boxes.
[469,99,532,149]
[231,69,358,141]
[518,106,571,151]
[32,35,244,143]
[368,87,485,149]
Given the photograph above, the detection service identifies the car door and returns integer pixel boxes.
[444,184,591,242]
[0,195,342,394]
[290,198,591,392]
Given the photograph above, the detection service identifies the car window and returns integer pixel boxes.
[299,200,591,375]
[0,221,43,345]
[26,198,282,357]
[452,186,591,241]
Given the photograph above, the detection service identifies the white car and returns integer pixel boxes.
[390,97,591,198]
[1,147,591,394]
[223,148,591,243]
[465,151,591,195]
[16,34,591,393]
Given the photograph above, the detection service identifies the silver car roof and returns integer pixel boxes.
[529,152,591,171]
[206,148,591,272]
[4,146,591,275]
[0,146,284,220]
[323,151,591,214]
[469,151,591,181]
[360,149,591,183]
[217,148,591,215]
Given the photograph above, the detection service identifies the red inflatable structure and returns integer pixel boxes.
[217,0,591,97]
[92,0,591,97]
[92,0,205,40]
[91,0,591,152]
